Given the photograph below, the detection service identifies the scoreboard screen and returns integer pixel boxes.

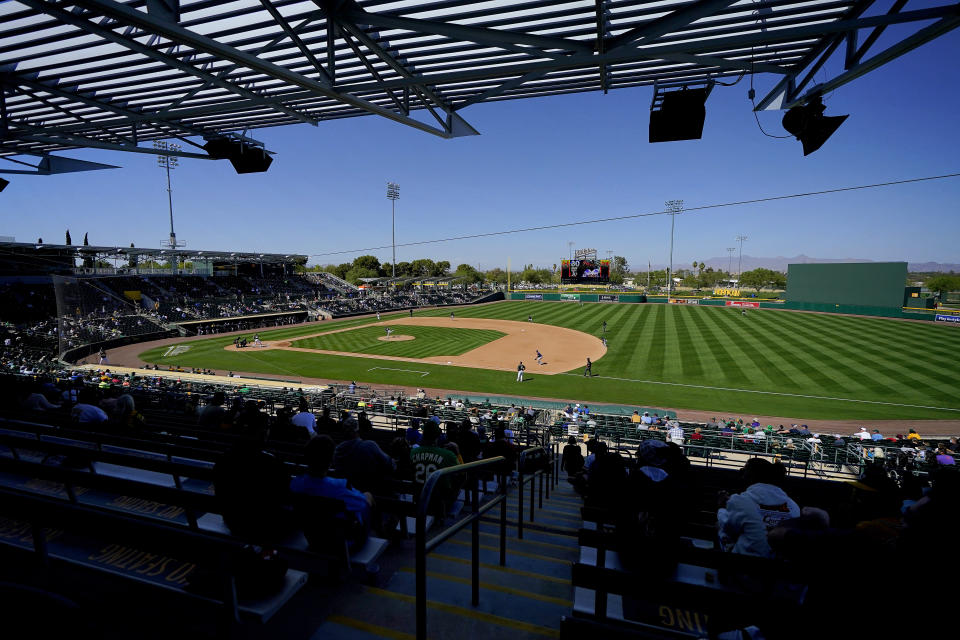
[561,259,610,284]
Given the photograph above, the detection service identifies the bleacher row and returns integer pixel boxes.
[0,386,558,636]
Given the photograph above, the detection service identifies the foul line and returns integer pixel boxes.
[558,373,960,413]
[368,366,430,378]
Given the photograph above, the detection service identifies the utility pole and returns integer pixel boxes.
[665,200,684,298]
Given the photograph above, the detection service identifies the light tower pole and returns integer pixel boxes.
[736,234,748,282]
[387,182,399,277]
[568,241,574,261]
[155,141,182,252]
[665,199,684,299]
[726,247,736,279]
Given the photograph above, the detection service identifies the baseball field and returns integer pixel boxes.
[134,301,960,421]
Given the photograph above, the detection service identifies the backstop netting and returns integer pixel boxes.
[52,275,169,356]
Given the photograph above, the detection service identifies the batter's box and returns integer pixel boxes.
[368,366,430,377]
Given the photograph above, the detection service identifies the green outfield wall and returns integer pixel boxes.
[786,262,907,309]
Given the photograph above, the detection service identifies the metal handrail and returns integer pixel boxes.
[416,456,508,640]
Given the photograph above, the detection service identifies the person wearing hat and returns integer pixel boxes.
[640,411,653,426]
[717,458,800,557]
[871,429,884,441]
[857,427,872,441]
[411,422,464,505]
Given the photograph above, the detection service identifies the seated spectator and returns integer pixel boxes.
[906,428,921,441]
[453,419,482,463]
[630,411,641,424]
[213,425,293,542]
[332,418,395,495]
[388,437,415,481]
[871,429,884,441]
[484,426,517,478]
[411,422,463,509]
[560,436,584,476]
[290,435,372,551]
[23,384,61,411]
[197,391,227,429]
[640,412,653,425]
[690,427,704,441]
[71,388,108,424]
[856,427,872,441]
[231,400,268,436]
[717,458,800,557]
[935,448,955,465]
[111,393,144,430]
[290,400,317,436]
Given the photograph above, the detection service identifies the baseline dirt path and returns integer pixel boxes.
[224,317,606,375]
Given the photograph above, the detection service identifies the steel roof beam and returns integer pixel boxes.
[786,11,960,109]
[606,0,741,52]
[22,0,317,127]
[258,0,333,85]
[69,0,455,138]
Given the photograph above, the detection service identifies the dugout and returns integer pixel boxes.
[784,262,909,316]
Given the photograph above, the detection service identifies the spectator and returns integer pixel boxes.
[717,458,800,558]
[290,435,372,551]
[290,400,317,436]
[213,425,293,542]
[935,448,955,465]
[332,418,395,495]
[560,436,584,476]
[71,388,108,424]
[197,391,227,429]
[23,384,61,411]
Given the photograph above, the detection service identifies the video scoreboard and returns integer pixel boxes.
[561,259,610,284]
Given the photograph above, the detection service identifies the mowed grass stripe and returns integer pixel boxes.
[672,307,705,379]
[692,309,774,388]
[742,311,860,392]
[683,307,751,383]
[291,326,505,358]
[769,313,959,401]
[752,312,910,399]
[801,313,960,381]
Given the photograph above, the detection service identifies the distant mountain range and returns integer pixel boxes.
[646,255,960,273]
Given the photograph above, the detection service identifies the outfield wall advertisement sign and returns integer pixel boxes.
[935,314,960,324]
[524,294,543,300]
[726,301,760,308]
[560,294,580,301]
[669,298,699,305]
[599,294,619,302]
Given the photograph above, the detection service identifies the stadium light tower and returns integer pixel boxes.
[665,199,684,298]
[387,182,400,277]
[726,247,736,278]
[736,235,748,280]
[155,140,184,252]
[568,241,574,261]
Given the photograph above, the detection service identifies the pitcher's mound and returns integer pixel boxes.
[378,334,415,342]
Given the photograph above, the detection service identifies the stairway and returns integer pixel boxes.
[304,477,582,640]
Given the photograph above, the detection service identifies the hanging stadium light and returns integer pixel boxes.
[781,96,848,156]
[649,83,712,143]
[203,136,273,173]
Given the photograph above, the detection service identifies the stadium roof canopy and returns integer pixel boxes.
[1,0,958,173]
[0,240,305,263]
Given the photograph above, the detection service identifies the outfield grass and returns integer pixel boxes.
[290,325,504,357]
[137,302,960,420]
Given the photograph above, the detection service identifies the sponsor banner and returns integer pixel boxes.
[669,298,699,305]
[524,294,543,300]
[714,288,741,297]
[560,293,580,301]
[725,300,760,308]
[935,314,960,324]
[598,294,619,302]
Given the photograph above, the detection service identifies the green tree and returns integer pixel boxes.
[610,255,629,285]
[408,259,436,277]
[454,264,484,284]
[352,255,381,273]
[485,268,508,284]
[345,266,379,284]
[431,260,450,277]
[740,268,783,292]
[925,274,960,298]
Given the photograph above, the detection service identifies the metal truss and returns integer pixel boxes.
[0,0,957,171]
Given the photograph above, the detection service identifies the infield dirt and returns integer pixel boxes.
[224,316,606,375]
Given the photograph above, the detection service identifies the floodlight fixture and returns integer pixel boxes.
[203,136,273,173]
[0,177,9,192]
[781,96,848,156]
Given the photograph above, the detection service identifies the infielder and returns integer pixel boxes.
[254,334,262,348]
[517,361,526,382]
[536,350,543,365]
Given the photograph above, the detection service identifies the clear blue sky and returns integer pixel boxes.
[3,20,959,272]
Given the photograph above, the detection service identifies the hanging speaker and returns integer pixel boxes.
[649,88,708,143]
[0,177,9,192]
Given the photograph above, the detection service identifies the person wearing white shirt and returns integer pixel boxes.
[856,427,872,441]
[667,423,684,444]
[291,406,317,436]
